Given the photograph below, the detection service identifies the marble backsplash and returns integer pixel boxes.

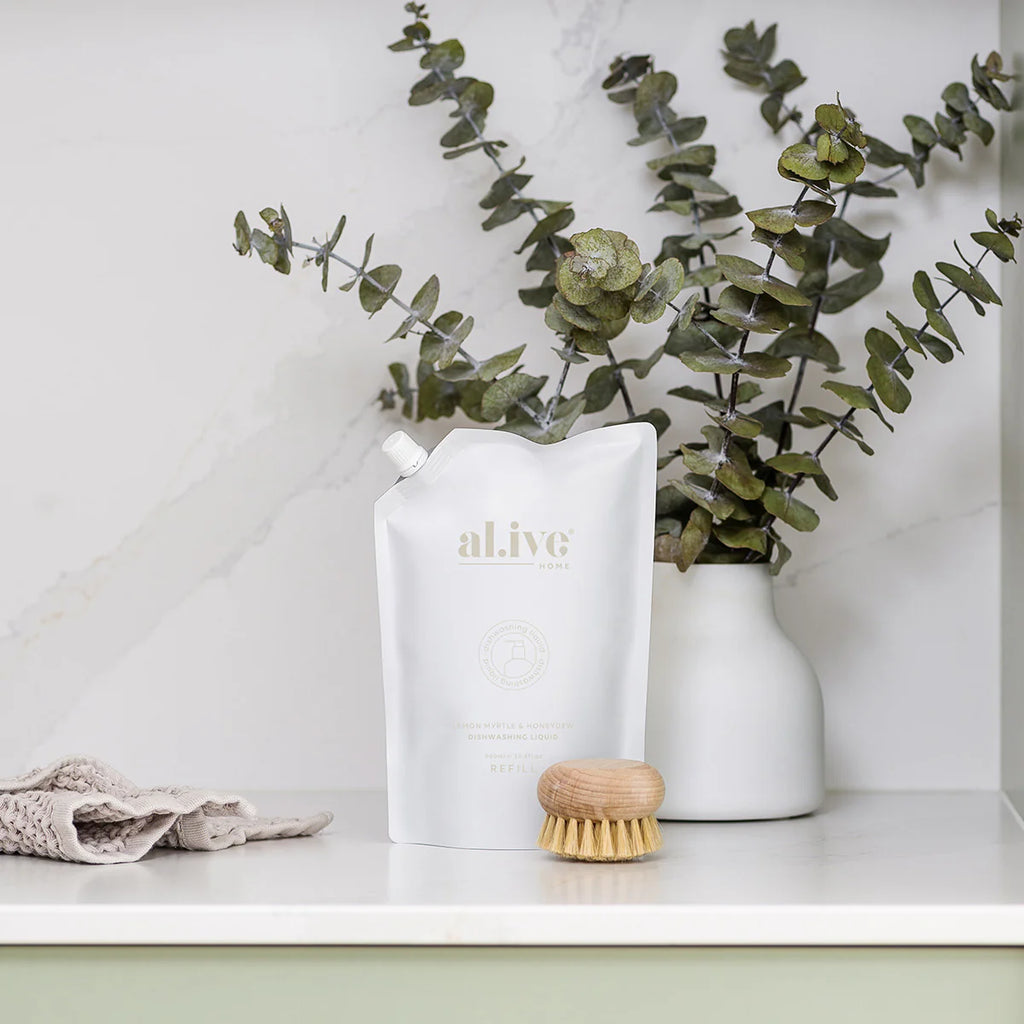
[0,0,1006,790]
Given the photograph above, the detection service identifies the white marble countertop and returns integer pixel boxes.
[3,790,1024,946]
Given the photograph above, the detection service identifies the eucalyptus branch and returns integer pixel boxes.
[412,41,562,262]
[229,9,1015,572]
[779,188,852,438]
[802,255,990,473]
[602,56,748,431]
[705,245,779,502]
[292,240,546,428]
[605,348,636,419]
[291,241,478,363]
[397,12,636,421]
[754,217,1019,549]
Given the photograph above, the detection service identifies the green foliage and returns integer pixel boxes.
[721,21,805,133]
[231,5,1017,572]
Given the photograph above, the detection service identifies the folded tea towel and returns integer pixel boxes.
[0,755,333,864]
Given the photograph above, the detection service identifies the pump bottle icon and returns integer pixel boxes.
[501,636,536,680]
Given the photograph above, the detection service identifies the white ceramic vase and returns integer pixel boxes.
[646,561,824,820]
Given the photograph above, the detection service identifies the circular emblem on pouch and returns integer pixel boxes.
[479,620,548,690]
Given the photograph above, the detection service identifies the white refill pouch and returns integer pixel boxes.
[374,423,656,849]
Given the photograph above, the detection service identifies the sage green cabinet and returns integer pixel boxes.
[3,947,1023,1023]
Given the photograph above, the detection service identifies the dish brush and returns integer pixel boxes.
[537,758,665,862]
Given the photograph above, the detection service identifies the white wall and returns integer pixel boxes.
[0,0,1006,791]
[1001,0,1024,810]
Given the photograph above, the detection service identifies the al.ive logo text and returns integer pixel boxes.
[458,521,573,570]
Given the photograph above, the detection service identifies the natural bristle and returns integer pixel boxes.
[537,813,663,862]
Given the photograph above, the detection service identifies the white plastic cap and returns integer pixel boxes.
[382,430,429,477]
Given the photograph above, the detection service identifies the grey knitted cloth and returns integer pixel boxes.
[0,756,333,864]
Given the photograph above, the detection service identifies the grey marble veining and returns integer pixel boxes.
[0,0,1006,791]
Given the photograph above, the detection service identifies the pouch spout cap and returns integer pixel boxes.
[382,430,429,477]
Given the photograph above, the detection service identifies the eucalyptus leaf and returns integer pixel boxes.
[607,408,672,438]
[921,334,955,362]
[415,371,459,421]
[233,211,251,256]
[482,199,527,231]
[969,264,1001,304]
[746,200,834,234]
[619,345,665,379]
[251,229,289,274]
[667,318,741,357]
[716,446,766,500]
[478,344,527,381]
[583,364,619,413]
[674,507,713,570]
[587,289,633,322]
[519,284,556,308]
[816,218,890,269]
[387,362,415,419]
[479,172,531,209]
[678,346,791,378]
[438,313,475,368]
[516,208,575,254]
[434,361,479,382]
[820,262,883,313]
[440,118,477,149]
[866,355,912,413]
[825,148,865,185]
[670,475,737,520]
[762,488,820,532]
[553,293,605,331]
[647,145,717,172]
[933,261,981,301]
[766,327,841,370]
[668,292,700,334]
[668,385,717,404]
[711,286,794,334]
[631,259,684,323]
[865,328,913,378]
[846,182,899,199]
[778,143,829,180]
[409,73,455,106]
[766,452,822,475]
[667,171,730,195]
[865,134,911,169]
[884,312,926,356]
[480,373,547,421]
[812,471,839,501]
[971,230,1015,261]
[934,112,966,150]
[801,406,875,455]
[963,110,994,144]
[769,534,792,576]
[912,270,941,310]
[942,82,972,112]
[420,38,465,73]
[709,409,763,438]
[359,264,402,315]
[443,140,507,161]
[551,344,588,364]
[635,70,677,115]
[751,227,806,271]
[904,114,938,147]
[815,102,847,133]
[715,524,768,554]
[926,308,961,350]
[501,394,586,444]
[822,380,894,430]
[716,254,810,307]
[678,442,720,477]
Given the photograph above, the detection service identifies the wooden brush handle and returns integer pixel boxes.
[537,759,665,821]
